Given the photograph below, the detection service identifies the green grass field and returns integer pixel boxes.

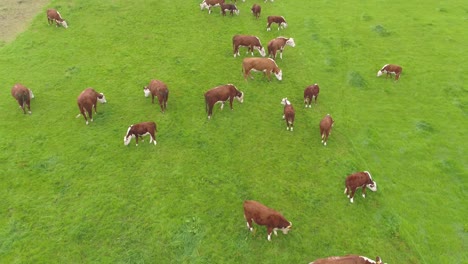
[0,0,466,263]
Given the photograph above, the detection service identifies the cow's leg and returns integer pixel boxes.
[26,101,31,114]
[249,46,254,56]
[362,186,367,198]
[208,105,213,119]
[135,135,139,146]
[150,132,157,145]
[158,97,164,113]
[350,188,356,203]
[280,49,283,59]
[344,187,349,197]
[395,73,400,81]
[244,215,253,231]
[267,227,274,241]
[233,45,238,57]
[229,98,234,110]
[266,23,272,31]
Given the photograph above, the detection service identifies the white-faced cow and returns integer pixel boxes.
[267,16,287,31]
[46,9,68,28]
[76,88,107,125]
[11,83,34,115]
[281,98,295,131]
[232,35,266,58]
[242,57,282,81]
[304,83,319,108]
[309,255,383,264]
[319,114,334,146]
[251,4,261,19]
[243,200,292,241]
[200,0,225,14]
[377,64,402,81]
[124,122,157,146]
[267,37,295,60]
[344,171,378,203]
[204,84,244,119]
[144,80,169,113]
[221,3,239,16]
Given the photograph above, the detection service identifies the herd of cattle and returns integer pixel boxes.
[6,3,404,263]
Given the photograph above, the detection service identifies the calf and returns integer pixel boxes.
[144,80,169,113]
[11,83,34,114]
[267,16,287,31]
[267,37,295,60]
[309,255,383,264]
[251,4,261,19]
[46,9,68,28]
[243,200,292,241]
[124,122,157,146]
[344,171,377,203]
[377,64,402,81]
[200,0,225,14]
[76,88,107,125]
[242,57,282,81]
[204,84,244,119]
[221,3,239,16]
[319,114,334,146]
[281,98,295,131]
[304,83,319,108]
[232,35,266,57]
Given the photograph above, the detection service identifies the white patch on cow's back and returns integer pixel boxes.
[359,256,377,263]
[364,171,372,180]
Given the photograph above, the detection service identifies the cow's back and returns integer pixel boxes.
[320,115,333,130]
[11,84,28,99]
[243,57,273,70]
[77,88,98,106]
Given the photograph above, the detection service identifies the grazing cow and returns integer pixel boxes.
[11,83,34,115]
[124,122,157,146]
[200,0,225,14]
[281,98,295,131]
[344,171,378,203]
[377,64,402,81]
[319,114,334,146]
[76,88,107,125]
[46,9,68,28]
[232,35,266,58]
[309,255,383,264]
[204,84,244,119]
[304,83,319,108]
[267,37,295,60]
[242,57,282,81]
[144,80,169,113]
[243,200,292,241]
[267,16,287,31]
[221,3,239,16]
[251,4,261,19]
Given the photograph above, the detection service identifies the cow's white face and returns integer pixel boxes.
[124,126,133,145]
[61,21,68,28]
[281,98,290,106]
[144,88,151,97]
[286,38,296,47]
[29,89,34,99]
[367,182,377,192]
[282,222,292,234]
[98,93,107,103]
[377,70,383,77]
[200,2,208,10]
[236,92,244,103]
[257,47,266,57]
[275,70,283,81]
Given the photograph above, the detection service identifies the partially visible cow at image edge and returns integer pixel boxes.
[309,255,384,264]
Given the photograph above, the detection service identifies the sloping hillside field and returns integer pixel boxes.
[0,0,466,263]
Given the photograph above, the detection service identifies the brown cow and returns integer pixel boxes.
[242,57,282,81]
[281,98,295,131]
[11,83,34,114]
[267,16,287,31]
[309,255,383,264]
[344,171,378,203]
[76,88,107,125]
[204,84,244,119]
[243,200,292,241]
[267,37,295,60]
[304,83,319,108]
[124,122,157,146]
[232,35,266,57]
[144,80,169,113]
[46,9,68,28]
[200,0,225,14]
[319,114,334,146]
[377,64,402,81]
[220,3,239,16]
[251,4,261,19]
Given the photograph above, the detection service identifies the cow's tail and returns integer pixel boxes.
[76,103,83,118]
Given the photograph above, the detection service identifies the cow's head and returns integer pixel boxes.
[60,20,68,28]
[367,181,377,192]
[281,22,288,29]
[281,97,290,106]
[143,87,151,97]
[256,46,266,57]
[200,1,208,10]
[97,93,107,103]
[377,70,384,77]
[123,125,134,146]
[286,38,296,47]
[275,69,283,81]
[281,222,292,234]
[29,89,34,99]
[236,91,244,103]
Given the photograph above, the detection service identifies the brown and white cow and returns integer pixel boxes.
[309,255,383,264]
[377,64,402,81]
[281,98,295,131]
[319,114,334,146]
[251,4,261,19]
[242,57,282,81]
[267,37,295,60]
[204,84,244,119]
[221,3,239,16]
[243,200,292,241]
[200,0,225,14]
[304,83,319,108]
[232,35,266,58]
[144,80,169,113]
[124,121,157,146]
[46,9,68,28]
[344,171,378,203]
[267,16,287,31]
[11,83,34,115]
[76,88,107,125]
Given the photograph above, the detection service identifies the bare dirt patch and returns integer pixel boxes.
[0,0,49,44]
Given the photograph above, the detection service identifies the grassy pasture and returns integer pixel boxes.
[0,0,466,263]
